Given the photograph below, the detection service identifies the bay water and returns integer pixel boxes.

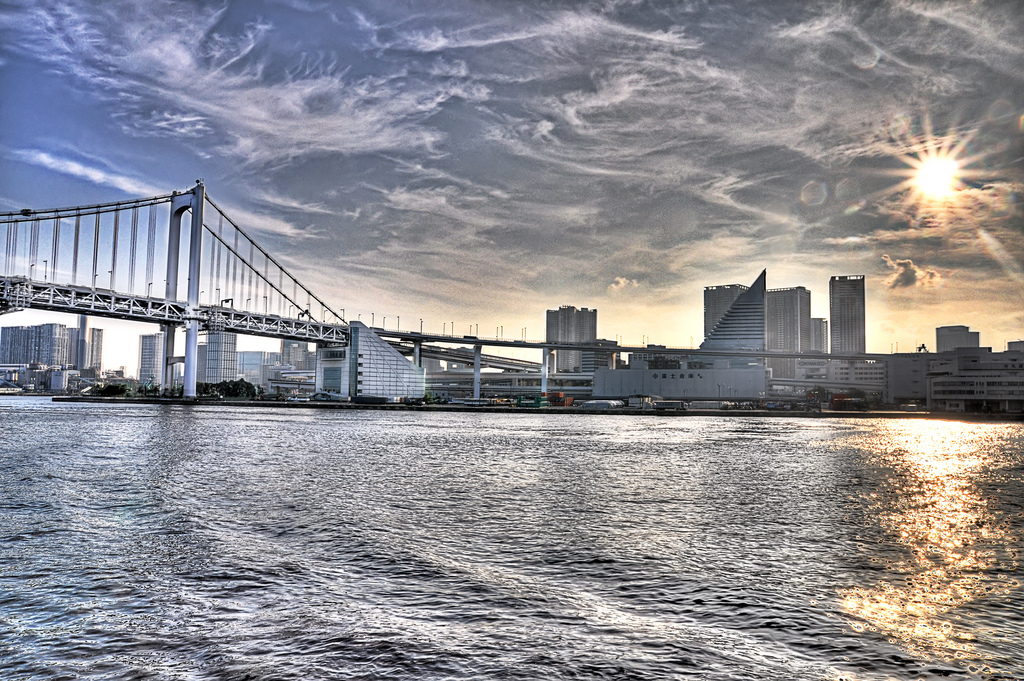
[1,398,1021,679]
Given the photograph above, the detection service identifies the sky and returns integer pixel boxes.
[1,0,1023,375]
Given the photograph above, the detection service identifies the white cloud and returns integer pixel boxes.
[12,149,165,197]
[607,276,638,294]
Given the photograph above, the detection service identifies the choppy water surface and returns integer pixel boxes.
[1,398,1021,680]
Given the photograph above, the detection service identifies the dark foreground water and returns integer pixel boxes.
[1,398,1021,680]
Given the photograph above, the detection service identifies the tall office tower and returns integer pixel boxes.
[0,323,69,365]
[936,325,980,353]
[71,315,89,369]
[68,327,82,368]
[204,331,238,383]
[545,305,598,373]
[810,318,828,353]
[704,284,748,341]
[700,270,766,351]
[138,334,165,384]
[0,326,30,364]
[238,351,271,384]
[282,339,311,369]
[88,328,103,370]
[197,343,208,381]
[829,275,866,355]
[766,286,811,378]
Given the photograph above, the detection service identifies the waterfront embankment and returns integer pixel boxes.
[50,395,1024,422]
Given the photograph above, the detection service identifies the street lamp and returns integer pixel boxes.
[420,319,423,333]
[43,259,48,282]
[397,316,400,330]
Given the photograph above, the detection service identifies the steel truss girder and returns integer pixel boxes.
[206,309,348,343]
[0,277,348,345]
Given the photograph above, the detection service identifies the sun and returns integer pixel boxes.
[871,114,987,209]
[914,157,960,198]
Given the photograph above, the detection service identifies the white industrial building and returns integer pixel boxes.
[315,321,425,400]
[594,362,767,400]
[927,347,1024,413]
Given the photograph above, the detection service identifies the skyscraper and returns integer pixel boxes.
[545,305,597,372]
[204,331,238,383]
[238,350,282,384]
[766,286,811,378]
[88,328,103,370]
[138,334,165,384]
[810,318,828,353]
[281,339,314,370]
[700,270,766,352]
[829,275,866,355]
[68,315,89,369]
[0,323,69,365]
[704,284,748,341]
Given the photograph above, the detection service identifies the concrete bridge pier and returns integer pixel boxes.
[182,182,204,398]
[161,182,204,398]
[413,340,422,368]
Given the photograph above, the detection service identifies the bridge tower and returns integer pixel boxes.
[162,182,205,398]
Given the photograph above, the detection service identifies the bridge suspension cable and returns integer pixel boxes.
[1,194,174,296]
[202,195,345,324]
[1,187,346,328]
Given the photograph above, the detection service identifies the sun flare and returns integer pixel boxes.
[914,157,959,198]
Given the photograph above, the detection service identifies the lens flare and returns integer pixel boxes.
[914,158,959,198]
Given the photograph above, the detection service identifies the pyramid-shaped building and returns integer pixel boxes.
[700,270,766,351]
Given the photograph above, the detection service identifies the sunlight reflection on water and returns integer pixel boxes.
[839,420,1021,673]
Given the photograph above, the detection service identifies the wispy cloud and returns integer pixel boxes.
[12,149,165,197]
[0,1,486,167]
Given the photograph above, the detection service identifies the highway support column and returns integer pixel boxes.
[473,344,481,399]
[541,347,549,396]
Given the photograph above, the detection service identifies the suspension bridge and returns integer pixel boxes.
[0,182,355,397]
[1,182,890,401]
[0,182,567,399]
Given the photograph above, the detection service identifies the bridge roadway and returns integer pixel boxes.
[371,328,893,362]
[2,274,895,390]
[0,277,347,345]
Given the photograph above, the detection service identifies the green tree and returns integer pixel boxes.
[95,383,128,397]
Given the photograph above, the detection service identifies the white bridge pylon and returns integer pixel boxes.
[0,182,347,398]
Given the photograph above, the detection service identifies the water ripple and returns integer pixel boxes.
[1,398,1021,679]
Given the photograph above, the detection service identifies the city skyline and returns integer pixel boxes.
[1,1,1021,360]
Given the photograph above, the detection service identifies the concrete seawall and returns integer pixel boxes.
[49,396,1024,422]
